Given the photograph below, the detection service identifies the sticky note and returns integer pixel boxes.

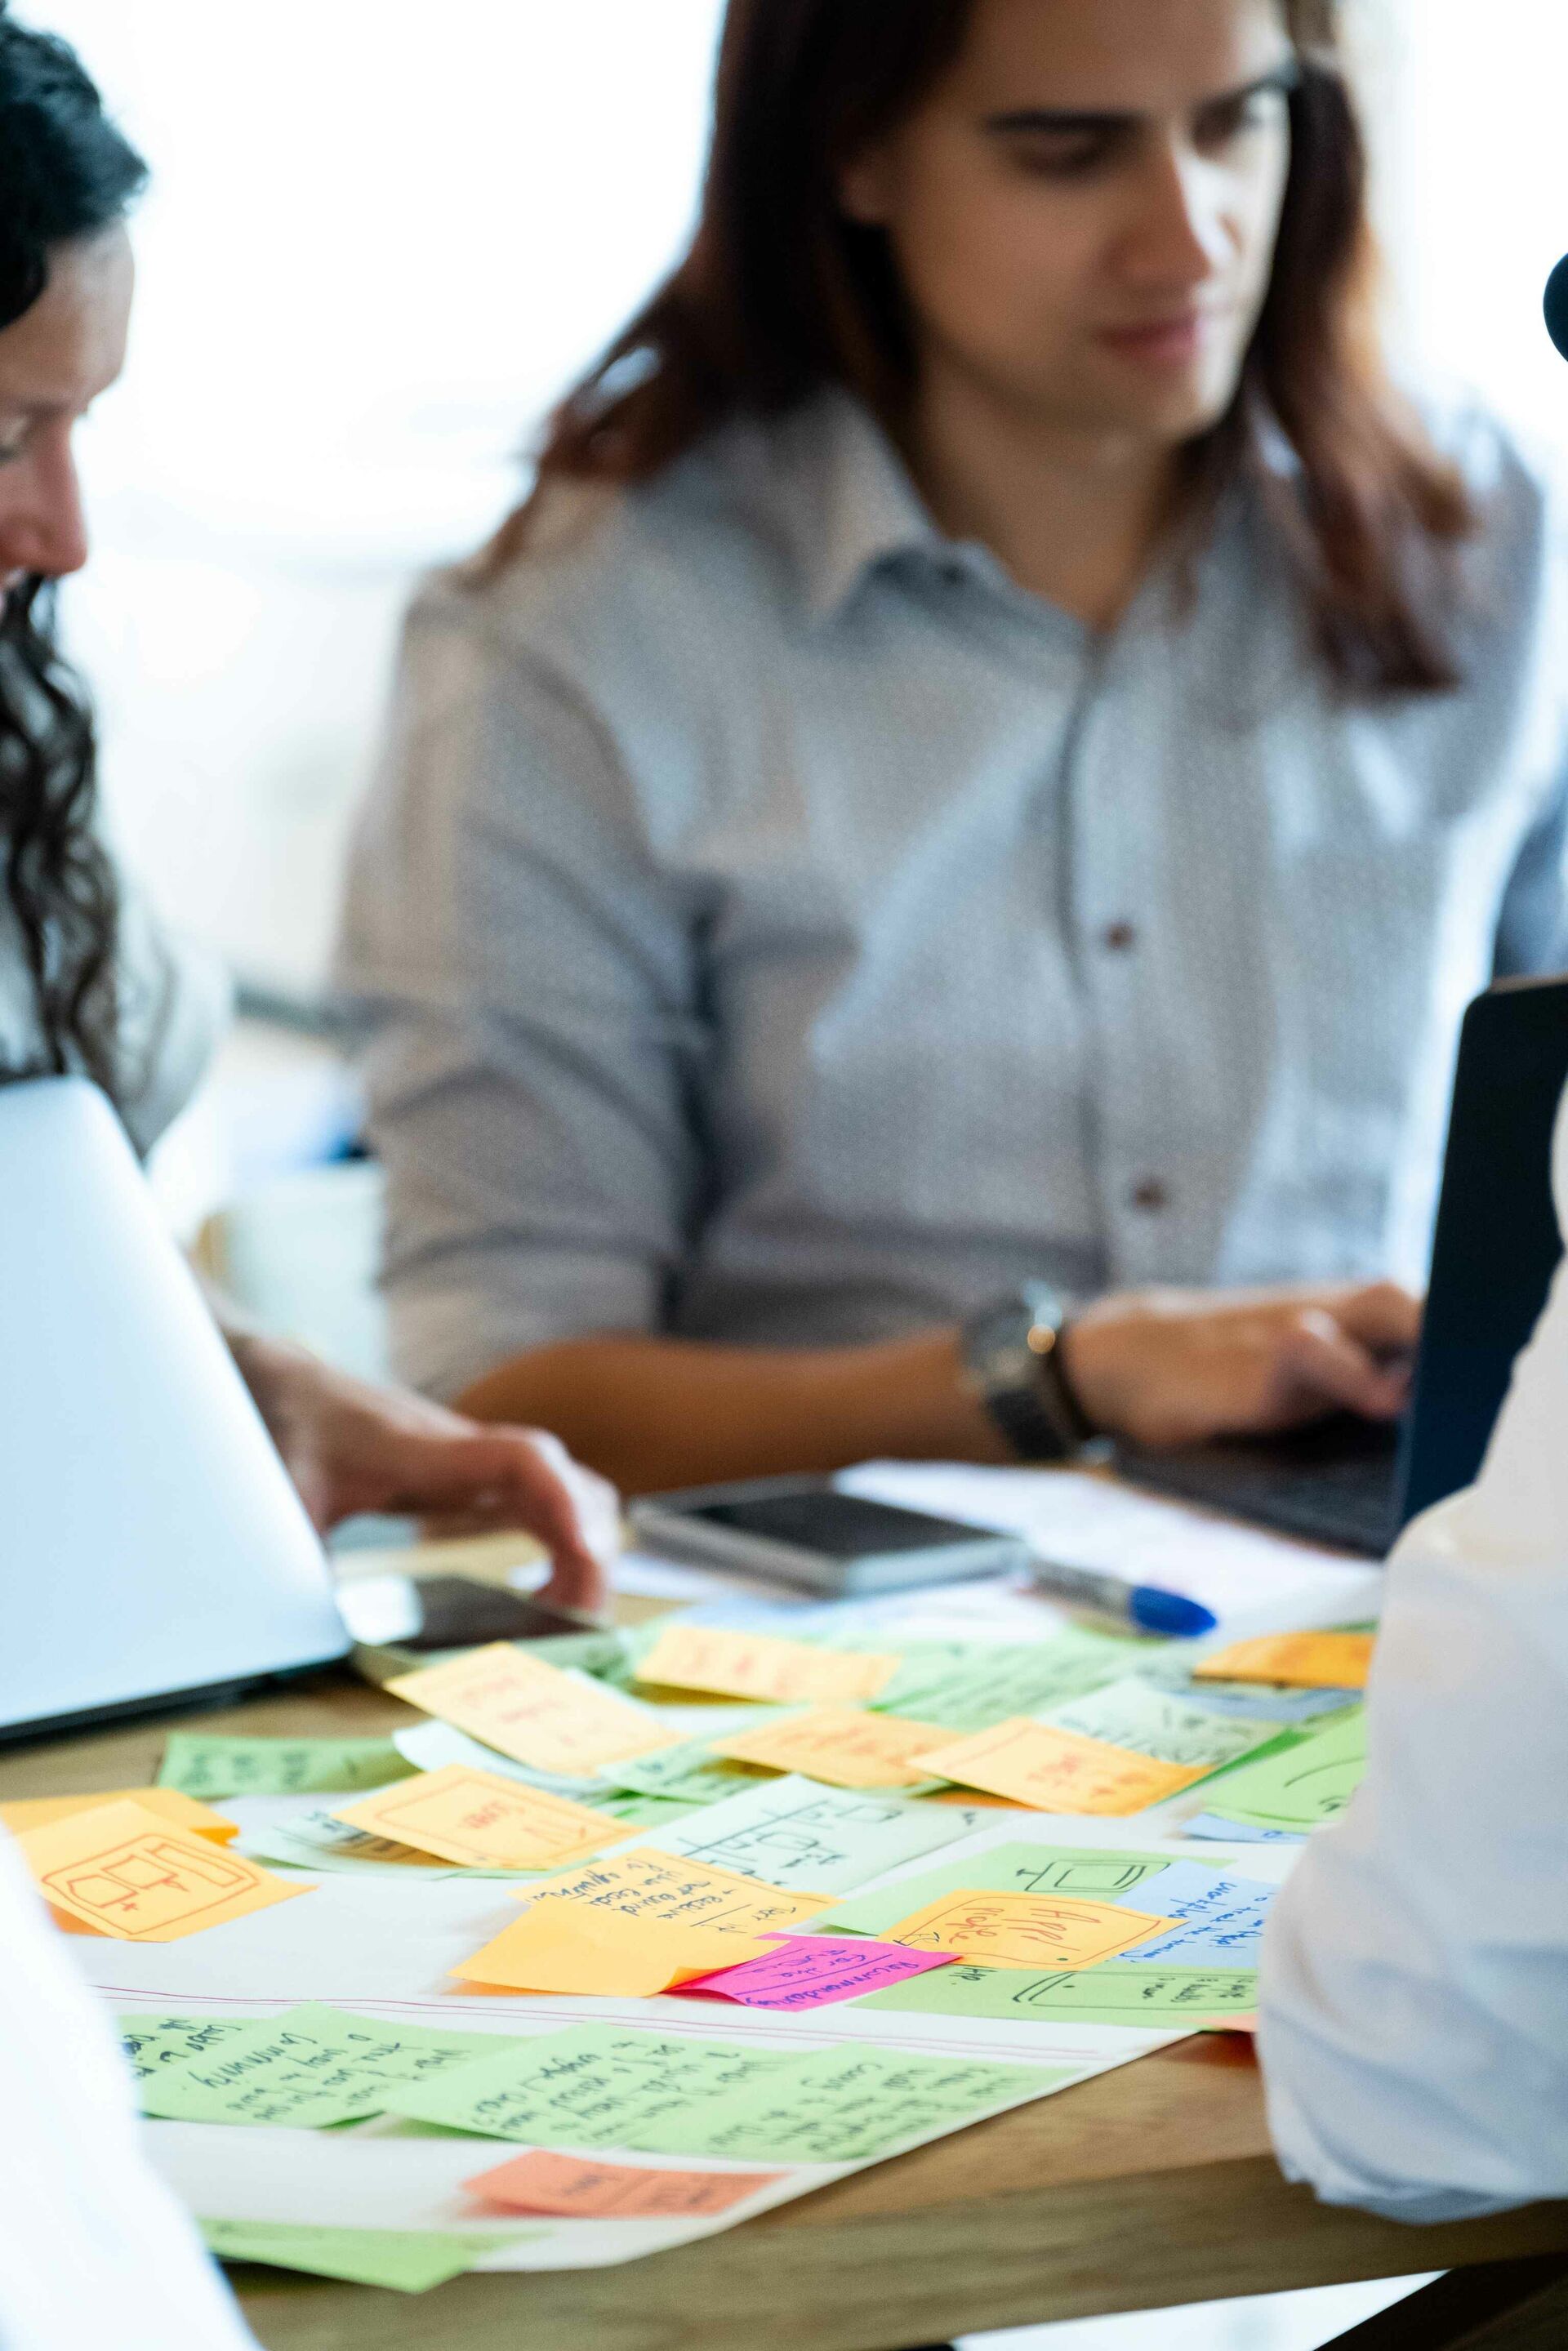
[118,2014,257,2081]
[1194,1632,1374,1691]
[381,2025,796,2148]
[511,1847,829,1938]
[813,1841,1190,1938]
[707,1708,951,1791]
[158,1734,415,1801]
[388,1644,677,1775]
[854,1961,1258,2025]
[634,1624,898,1706]
[678,1934,954,2010]
[870,1631,1138,1732]
[464,2148,783,2219]
[455,1904,777,1996]
[911,1721,1207,1814]
[1111,1862,1277,1968]
[642,2043,1059,2164]
[1,1789,238,1843]
[136,2003,504,2127]
[595,1734,772,1806]
[245,1809,445,1876]
[880,1889,1178,1971]
[17,1800,302,1942]
[198,2219,523,2293]
[1045,1680,1285,1770]
[333,1765,626,1871]
[1200,1709,1367,1832]
[620,1775,968,1893]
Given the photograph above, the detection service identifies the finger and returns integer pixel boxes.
[443,1432,616,1614]
[1274,1311,1412,1423]
[1329,1280,1424,1356]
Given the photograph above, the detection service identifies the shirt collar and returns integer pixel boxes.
[783,390,949,624]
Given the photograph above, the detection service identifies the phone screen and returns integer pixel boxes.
[684,1489,987,1560]
[337,1574,588,1652]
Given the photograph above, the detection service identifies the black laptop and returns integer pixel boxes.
[1118,974,1568,1556]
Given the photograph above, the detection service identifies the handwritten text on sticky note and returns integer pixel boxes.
[514,1848,829,1938]
[333,1765,623,1871]
[455,1904,777,1996]
[709,1708,950,1790]
[911,1721,1206,1814]
[387,1645,678,1776]
[881,1889,1178,1970]
[635,1625,898,1707]
[679,1934,954,2009]
[18,1801,302,1943]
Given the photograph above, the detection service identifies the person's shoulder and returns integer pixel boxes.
[1418,390,1568,554]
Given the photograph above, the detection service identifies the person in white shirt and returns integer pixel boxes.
[0,1830,257,2350]
[1259,1081,1568,2220]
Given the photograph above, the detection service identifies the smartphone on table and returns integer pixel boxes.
[629,1476,1026,1596]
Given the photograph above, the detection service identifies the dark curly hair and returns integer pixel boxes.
[0,7,147,1101]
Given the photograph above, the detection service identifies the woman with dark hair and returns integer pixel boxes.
[0,7,613,1606]
[342,0,1567,1495]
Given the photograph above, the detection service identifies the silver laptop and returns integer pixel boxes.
[0,1076,350,1743]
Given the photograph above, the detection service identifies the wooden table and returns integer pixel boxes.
[7,1550,1568,2351]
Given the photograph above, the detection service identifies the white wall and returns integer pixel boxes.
[38,0,1568,1000]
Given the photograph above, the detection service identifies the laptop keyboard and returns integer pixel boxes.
[1116,1418,1404,1559]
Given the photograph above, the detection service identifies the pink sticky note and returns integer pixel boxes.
[464,2148,783,2218]
[675,1933,955,2010]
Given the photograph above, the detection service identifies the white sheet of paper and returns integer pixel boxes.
[837,1463,1383,1636]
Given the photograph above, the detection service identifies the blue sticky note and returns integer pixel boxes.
[1113,1860,1277,1967]
[1183,1812,1305,1845]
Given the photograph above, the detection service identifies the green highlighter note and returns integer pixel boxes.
[1202,1709,1367,1832]
[135,2005,507,2129]
[812,1842,1202,1939]
[199,2220,531,2294]
[853,1960,1258,2026]
[642,2044,1063,2164]
[158,1734,416,1801]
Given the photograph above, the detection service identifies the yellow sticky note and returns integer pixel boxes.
[0,1788,238,1844]
[512,1848,830,1939]
[634,1624,898,1706]
[1193,1632,1374,1691]
[16,1800,302,1942]
[386,1643,678,1775]
[333,1765,627,1871]
[455,1901,777,1995]
[911,1720,1206,1814]
[709,1708,952,1791]
[883,1887,1180,1971]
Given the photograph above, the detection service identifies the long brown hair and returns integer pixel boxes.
[489,0,1473,697]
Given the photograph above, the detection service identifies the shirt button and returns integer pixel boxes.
[1131,1178,1169,1213]
[1102,920,1138,953]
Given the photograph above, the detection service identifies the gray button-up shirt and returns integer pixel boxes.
[338,392,1568,1402]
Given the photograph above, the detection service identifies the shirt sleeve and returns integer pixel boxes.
[0,1833,256,2351]
[336,585,713,1401]
[1258,1093,1568,2221]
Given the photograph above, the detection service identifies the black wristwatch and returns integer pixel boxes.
[961,1283,1097,1463]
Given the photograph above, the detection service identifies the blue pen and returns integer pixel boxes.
[1028,1556,1217,1639]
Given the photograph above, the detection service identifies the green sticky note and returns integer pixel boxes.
[118,2014,256,2082]
[584,1791,711,1830]
[854,1961,1258,2025]
[381,2025,794,2148]
[158,1734,416,1801]
[1045,1678,1286,1770]
[525,1630,638,1681]
[199,2219,528,2292]
[137,2004,507,2128]
[1202,1708,1367,1831]
[868,1631,1143,1731]
[641,2043,1063,2163]
[596,1732,776,1806]
[621,1775,968,1895]
[811,1841,1204,1938]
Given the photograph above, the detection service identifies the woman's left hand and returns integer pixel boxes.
[226,1334,619,1615]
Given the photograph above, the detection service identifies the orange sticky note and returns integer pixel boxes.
[708,1708,952,1791]
[16,1800,302,1942]
[0,1788,238,1844]
[386,1643,678,1775]
[463,2148,784,2218]
[634,1624,898,1706]
[511,1848,830,1939]
[1193,1632,1374,1691]
[333,1765,626,1871]
[454,1900,777,1995]
[911,1720,1206,1814]
[883,1887,1180,1971]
